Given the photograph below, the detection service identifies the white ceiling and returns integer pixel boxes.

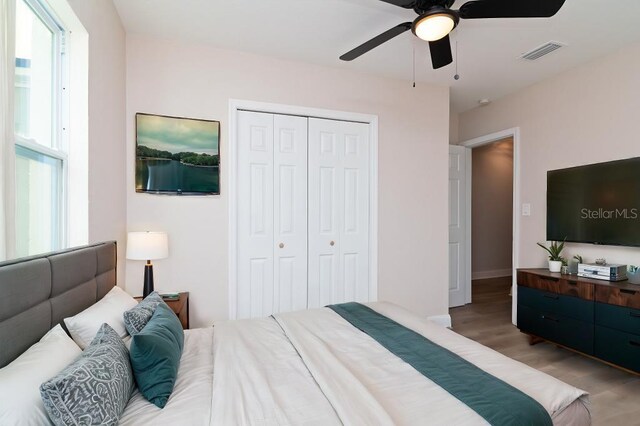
[113,0,640,113]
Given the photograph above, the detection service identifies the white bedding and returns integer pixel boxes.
[210,316,340,425]
[119,327,215,425]
[119,302,591,425]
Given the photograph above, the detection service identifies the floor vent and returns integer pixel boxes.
[521,41,565,61]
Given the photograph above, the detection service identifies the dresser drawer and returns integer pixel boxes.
[595,286,640,309]
[518,286,594,322]
[518,286,558,313]
[518,304,594,355]
[595,302,640,336]
[518,272,560,292]
[558,278,594,300]
[518,304,556,341]
[594,326,640,373]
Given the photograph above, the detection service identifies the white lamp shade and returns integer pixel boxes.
[126,231,169,260]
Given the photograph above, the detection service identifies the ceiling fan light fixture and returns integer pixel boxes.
[412,10,459,42]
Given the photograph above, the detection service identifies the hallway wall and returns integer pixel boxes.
[471,137,513,279]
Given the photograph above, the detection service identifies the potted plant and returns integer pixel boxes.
[537,240,565,273]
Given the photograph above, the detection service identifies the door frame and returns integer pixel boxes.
[460,127,521,325]
[228,99,379,320]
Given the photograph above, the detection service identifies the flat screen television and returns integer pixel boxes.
[547,157,640,247]
[135,113,220,195]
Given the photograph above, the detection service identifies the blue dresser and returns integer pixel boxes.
[517,269,640,374]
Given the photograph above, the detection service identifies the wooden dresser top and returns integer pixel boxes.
[518,268,640,292]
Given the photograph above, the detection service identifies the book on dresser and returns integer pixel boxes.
[160,292,180,301]
[517,269,640,374]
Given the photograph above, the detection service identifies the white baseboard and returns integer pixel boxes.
[472,269,512,280]
[427,314,452,328]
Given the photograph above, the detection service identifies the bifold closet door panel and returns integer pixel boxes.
[273,114,308,314]
[308,118,370,309]
[237,111,309,319]
[237,111,275,319]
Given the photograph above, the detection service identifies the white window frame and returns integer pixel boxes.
[14,0,69,252]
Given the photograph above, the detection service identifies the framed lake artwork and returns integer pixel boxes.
[135,113,220,195]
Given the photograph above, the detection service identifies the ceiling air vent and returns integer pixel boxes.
[521,41,565,61]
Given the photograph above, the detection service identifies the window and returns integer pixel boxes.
[14,0,67,257]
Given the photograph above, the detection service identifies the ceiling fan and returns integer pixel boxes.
[340,0,567,69]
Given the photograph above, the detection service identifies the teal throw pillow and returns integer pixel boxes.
[129,302,184,408]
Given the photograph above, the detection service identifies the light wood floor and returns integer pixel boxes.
[450,276,640,426]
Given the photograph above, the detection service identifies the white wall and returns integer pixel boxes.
[67,0,127,286]
[125,36,450,327]
[458,41,640,271]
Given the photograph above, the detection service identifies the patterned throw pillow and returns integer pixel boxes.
[40,323,134,426]
[123,291,165,335]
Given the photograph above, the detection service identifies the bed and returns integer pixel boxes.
[0,243,591,425]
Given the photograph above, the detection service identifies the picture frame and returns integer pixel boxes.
[135,113,221,195]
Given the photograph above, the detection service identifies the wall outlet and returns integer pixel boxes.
[522,203,531,216]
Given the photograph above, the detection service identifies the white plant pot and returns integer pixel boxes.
[548,260,563,273]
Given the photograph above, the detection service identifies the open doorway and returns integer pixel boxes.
[449,128,521,332]
[470,137,514,310]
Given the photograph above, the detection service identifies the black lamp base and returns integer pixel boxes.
[143,261,154,298]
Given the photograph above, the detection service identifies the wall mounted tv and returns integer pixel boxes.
[547,157,640,247]
[135,113,220,195]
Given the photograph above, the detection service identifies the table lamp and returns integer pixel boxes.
[126,231,169,297]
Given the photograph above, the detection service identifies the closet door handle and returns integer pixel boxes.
[330,241,335,246]
[278,243,284,249]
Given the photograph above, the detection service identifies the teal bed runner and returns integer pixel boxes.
[328,303,552,426]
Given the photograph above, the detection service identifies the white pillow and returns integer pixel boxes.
[0,325,81,425]
[64,286,138,349]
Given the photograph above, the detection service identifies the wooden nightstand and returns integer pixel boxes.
[134,292,190,329]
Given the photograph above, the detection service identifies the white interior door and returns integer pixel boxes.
[308,118,370,308]
[237,111,274,319]
[237,112,309,319]
[449,145,470,307]
[273,114,308,313]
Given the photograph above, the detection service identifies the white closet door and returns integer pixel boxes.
[237,111,274,319]
[237,112,308,319]
[273,114,308,314]
[308,118,370,308]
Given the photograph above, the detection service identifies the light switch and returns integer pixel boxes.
[522,203,531,216]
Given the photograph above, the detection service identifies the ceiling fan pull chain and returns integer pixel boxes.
[413,45,416,88]
[454,40,460,80]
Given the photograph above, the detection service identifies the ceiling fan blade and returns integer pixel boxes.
[340,23,412,61]
[379,0,416,8]
[459,0,566,19]
[429,35,453,69]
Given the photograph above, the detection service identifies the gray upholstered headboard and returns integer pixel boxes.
[0,241,117,367]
